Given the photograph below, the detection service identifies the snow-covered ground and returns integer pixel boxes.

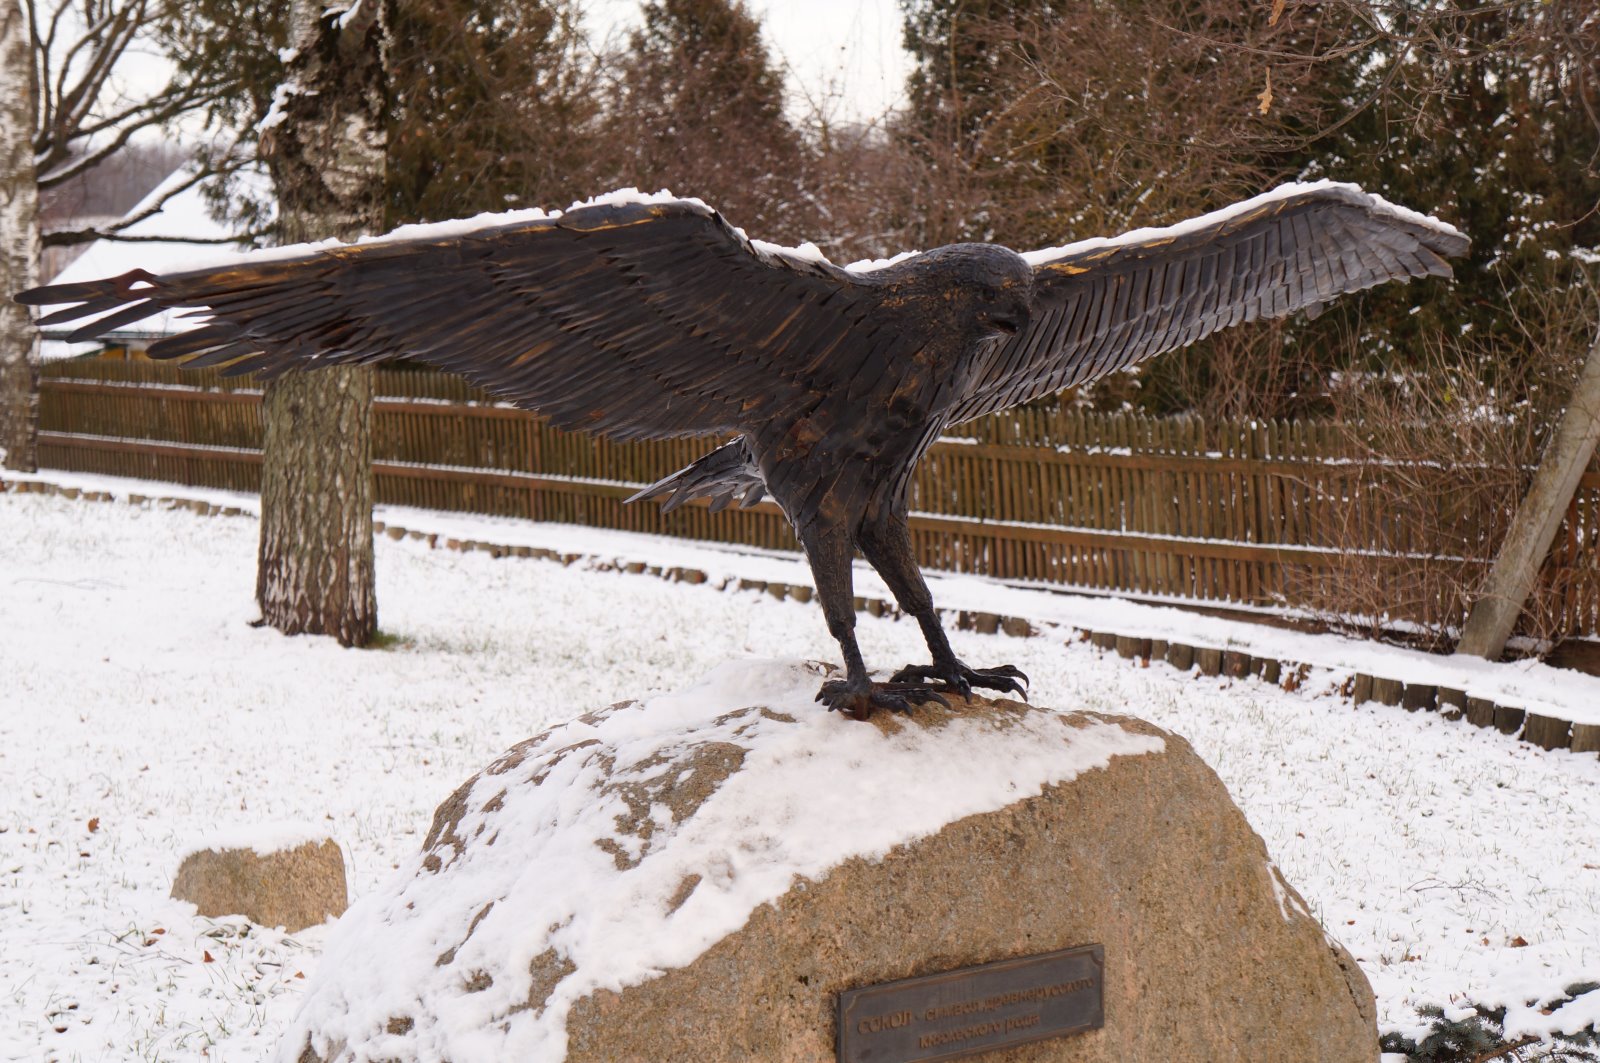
[2,487,1597,1061]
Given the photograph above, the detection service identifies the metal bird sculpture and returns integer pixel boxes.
[16,182,1468,718]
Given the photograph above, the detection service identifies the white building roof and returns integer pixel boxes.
[40,166,268,360]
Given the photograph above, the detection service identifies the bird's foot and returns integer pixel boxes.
[815,679,951,721]
[889,660,1029,700]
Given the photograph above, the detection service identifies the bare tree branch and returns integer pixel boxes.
[53,4,146,153]
[43,226,269,245]
[71,77,227,138]
[24,0,227,192]
[51,3,130,132]
[38,86,226,187]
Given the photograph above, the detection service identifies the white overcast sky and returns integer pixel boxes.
[584,0,912,124]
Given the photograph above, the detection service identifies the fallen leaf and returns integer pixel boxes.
[152,928,165,935]
[1510,935,1529,947]
[1257,68,1274,115]
[87,817,99,833]
[294,971,305,979]
[203,951,214,963]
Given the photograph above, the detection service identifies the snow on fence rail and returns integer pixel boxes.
[34,358,1600,638]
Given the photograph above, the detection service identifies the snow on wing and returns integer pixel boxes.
[949,183,1472,424]
[16,199,872,442]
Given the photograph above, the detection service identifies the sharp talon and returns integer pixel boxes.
[890,660,1031,699]
[816,678,957,719]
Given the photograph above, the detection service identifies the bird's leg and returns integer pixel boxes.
[856,512,1028,700]
[800,522,950,720]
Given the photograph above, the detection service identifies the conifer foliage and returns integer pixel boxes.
[1379,983,1599,1063]
[386,0,598,222]
[603,0,817,243]
[901,0,1063,146]
[894,0,1600,419]
[163,0,598,226]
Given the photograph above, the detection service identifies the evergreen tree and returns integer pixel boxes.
[162,0,598,227]
[901,0,1063,146]
[895,0,1599,419]
[1298,0,1600,399]
[604,0,816,242]
[386,0,598,221]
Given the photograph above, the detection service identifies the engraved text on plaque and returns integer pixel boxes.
[836,944,1105,1062]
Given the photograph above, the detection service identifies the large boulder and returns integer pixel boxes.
[282,659,1375,1063]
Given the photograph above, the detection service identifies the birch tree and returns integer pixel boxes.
[2,0,257,472]
[249,0,386,647]
[0,1,39,471]
[162,0,600,647]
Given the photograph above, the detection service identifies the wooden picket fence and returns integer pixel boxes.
[33,358,1600,637]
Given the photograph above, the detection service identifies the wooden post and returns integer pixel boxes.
[1457,328,1600,659]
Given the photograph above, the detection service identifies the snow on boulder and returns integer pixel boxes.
[281,659,1375,1063]
[173,824,347,933]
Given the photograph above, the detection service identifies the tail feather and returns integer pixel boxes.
[627,438,768,514]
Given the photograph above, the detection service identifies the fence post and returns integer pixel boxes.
[1457,327,1600,659]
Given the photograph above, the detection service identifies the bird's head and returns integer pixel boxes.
[918,244,1035,338]
[977,271,1034,338]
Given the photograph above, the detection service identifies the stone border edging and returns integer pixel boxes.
[6,476,1593,758]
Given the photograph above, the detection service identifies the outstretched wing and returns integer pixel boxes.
[17,194,876,441]
[948,182,1470,423]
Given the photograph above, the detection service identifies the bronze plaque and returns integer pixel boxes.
[837,945,1104,1063]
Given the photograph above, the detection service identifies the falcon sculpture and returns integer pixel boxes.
[17,181,1468,718]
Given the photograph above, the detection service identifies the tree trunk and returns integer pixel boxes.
[257,367,377,645]
[255,0,388,647]
[1457,328,1600,660]
[0,0,39,473]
